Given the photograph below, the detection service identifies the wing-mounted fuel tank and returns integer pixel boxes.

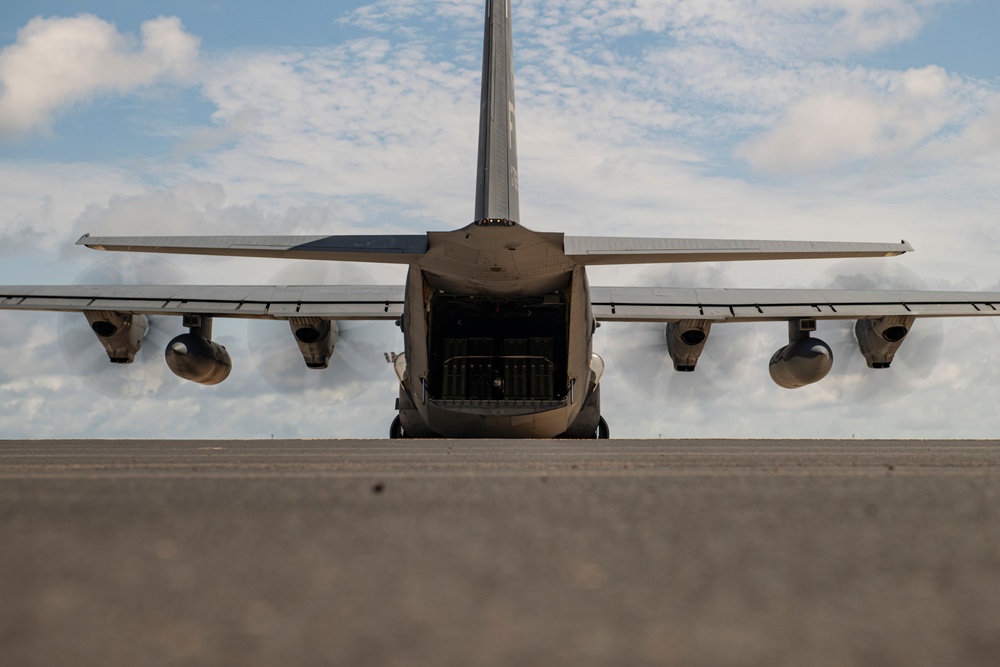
[666,320,712,372]
[165,315,231,385]
[85,311,148,363]
[769,319,833,389]
[289,317,338,369]
[855,315,914,369]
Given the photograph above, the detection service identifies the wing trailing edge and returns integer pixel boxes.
[0,284,406,320]
[589,286,1000,322]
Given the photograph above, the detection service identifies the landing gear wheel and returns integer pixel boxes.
[597,417,610,439]
[389,416,405,439]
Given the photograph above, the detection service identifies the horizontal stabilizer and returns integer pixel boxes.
[77,234,427,264]
[565,236,912,265]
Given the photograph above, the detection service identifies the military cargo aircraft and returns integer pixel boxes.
[3,0,1000,438]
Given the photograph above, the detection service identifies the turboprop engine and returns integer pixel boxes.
[666,320,712,372]
[769,320,833,389]
[855,315,914,369]
[85,311,148,363]
[164,316,231,385]
[290,317,338,369]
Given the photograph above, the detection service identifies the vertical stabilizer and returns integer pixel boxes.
[474,0,520,224]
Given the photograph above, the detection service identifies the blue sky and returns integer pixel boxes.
[1,0,999,438]
[1,1,369,47]
[873,0,1000,78]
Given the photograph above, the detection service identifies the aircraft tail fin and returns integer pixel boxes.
[474,0,520,225]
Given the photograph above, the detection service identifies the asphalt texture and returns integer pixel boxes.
[2,439,1000,667]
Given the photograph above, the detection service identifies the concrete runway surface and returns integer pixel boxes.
[2,439,1000,667]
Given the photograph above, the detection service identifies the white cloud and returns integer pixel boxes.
[190,39,481,226]
[505,0,951,57]
[925,97,1000,160]
[756,0,932,52]
[344,0,482,32]
[741,90,890,171]
[0,14,200,138]
[0,162,147,264]
[734,66,961,173]
[962,104,1000,155]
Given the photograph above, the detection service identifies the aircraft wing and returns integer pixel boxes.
[10,282,995,324]
[0,285,405,320]
[590,287,1000,322]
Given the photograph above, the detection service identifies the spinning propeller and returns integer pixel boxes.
[602,265,757,405]
[58,256,184,399]
[246,263,402,405]
[811,259,943,405]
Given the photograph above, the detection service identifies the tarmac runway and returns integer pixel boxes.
[2,439,1000,666]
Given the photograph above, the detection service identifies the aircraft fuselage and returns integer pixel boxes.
[396,223,603,438]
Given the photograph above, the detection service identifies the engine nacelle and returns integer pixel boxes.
[85,311,148,363]
[290,318,338,369]
[165,333,232,385]
[666,320,712,372]
[855,316,914,369]
[769,336,833,389]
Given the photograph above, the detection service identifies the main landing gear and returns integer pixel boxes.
[596,417,610,440]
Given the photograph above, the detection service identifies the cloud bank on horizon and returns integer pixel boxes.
[0,0,998,439]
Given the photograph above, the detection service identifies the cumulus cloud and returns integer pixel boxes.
[0,14,200,138]
[344,0,481,32]
[0,162,147,263]
[193,39,481,225]
[956,105,1000,156]
[926,97,1000,160]
[66,180,385,241]
[753,0,934,53]
[349,0,945,45]
[734,66,961,173]
[367,0,950,58]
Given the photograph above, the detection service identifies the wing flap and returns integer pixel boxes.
[0,285,406,320]
[590,286,1000,322]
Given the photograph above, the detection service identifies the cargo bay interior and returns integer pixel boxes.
[428,293,568,402]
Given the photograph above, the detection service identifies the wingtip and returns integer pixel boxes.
[76,233,105,251]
